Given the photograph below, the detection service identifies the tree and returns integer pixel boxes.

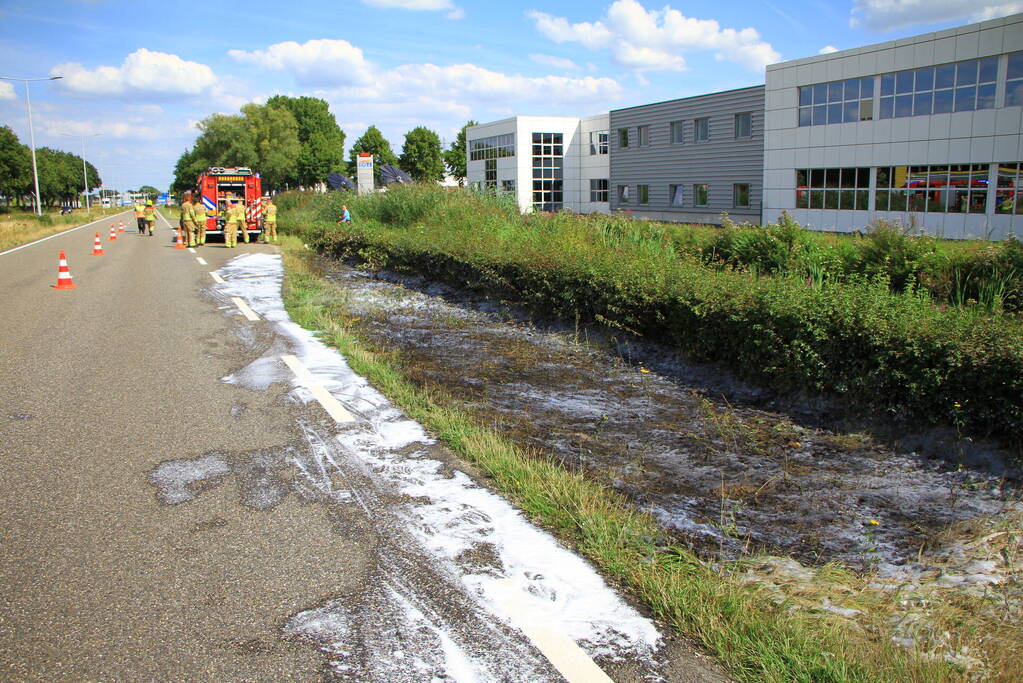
[241,102,300,191]
[138,185,160,197]
[266,95,345,188]
[34,148,101,207]
[443,120,476,185]
[399,126,445,183]
[346,125,398,183]
[0,126,31,205]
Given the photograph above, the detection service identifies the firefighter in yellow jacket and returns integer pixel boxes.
[194,195,208,245]
[134,202,146,234]
[143,202,157,236]
[223,200,247,247]
[179,193,198,247]
[261,197,277,244]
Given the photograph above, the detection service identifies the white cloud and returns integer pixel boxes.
[529,53,579,70]
[51,49,217,96]
[358,0,464,17]
[819,45,839,54]
[447,7,465,19]
[528,0,780,72]
[0,81,15,100]
[228,39,373,86]
[849,0,1022,31]
[41,116,162,140]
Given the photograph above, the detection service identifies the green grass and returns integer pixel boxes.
[0,206,128,251]
[279,235,959,682]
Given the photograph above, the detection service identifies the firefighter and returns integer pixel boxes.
[223,199,245,247]
[179,192,197,247]
[194,195,208,245]
[134,201,146,234]
[261,196,277,243]
[143,201,157,236]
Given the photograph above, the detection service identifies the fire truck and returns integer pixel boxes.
[195,167,263,240]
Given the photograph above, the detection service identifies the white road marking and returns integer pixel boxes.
[210,272,225,284]
[196,257,208,265]
[231,296,260,321]
[487,579,614,683]
[0,210,134,257]
[188,247,196,254]
[280,354,356,423]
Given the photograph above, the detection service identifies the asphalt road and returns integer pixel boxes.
[0,212,726,682]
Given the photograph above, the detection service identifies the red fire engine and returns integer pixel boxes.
[196,167,263,240]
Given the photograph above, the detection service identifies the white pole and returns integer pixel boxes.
[25,82,42,215]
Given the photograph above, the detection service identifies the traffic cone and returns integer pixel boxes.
[118,220,125,233]
[54,250,76,290]
[175,228,186,250]
[109,225,118,241]
[91,232,105,256]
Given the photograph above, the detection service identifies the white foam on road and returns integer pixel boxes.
[214,253,663,677]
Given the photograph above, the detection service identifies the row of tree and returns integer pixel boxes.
[0,126,103,208]
[170,95,475,194]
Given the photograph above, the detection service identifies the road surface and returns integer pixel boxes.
[0,211,725,682]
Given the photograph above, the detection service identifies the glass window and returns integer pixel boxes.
[501,179,516,193]
[933,89,954,114]
[876,164,990,214]
[799,77,875,126]
[589,131,608,155]
[796,167,870,209]
[618,128,629,148]
[733,183,750,208]
[637,125,650,147]
[996,163,1023,214]
[531,132,563,212]
[879,56,999,119]
[1006,52,1023,107]
[669,184,684,207]
[670,120,685,144]
[694,118,709,141]
[618,185,630,203]
[468,133,516,161]
[590,178,608,202]
[694,183,709,207]
[799,87,812,106]
[734,112,752,138]
[638,184,649,204]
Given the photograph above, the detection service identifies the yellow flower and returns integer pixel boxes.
[639,367,650,374]
[953,401,962,408]
[868,519,880,526]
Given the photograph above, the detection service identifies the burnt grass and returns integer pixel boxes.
[321,256,1019,572]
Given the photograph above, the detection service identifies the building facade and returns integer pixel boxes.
[763,13,1023,239]
[466,115,610,215]
[609,86,765,224]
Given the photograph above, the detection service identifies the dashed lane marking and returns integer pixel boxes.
[188,247,196,253]
[280,354,356,424]
[487,579,615,683]
[209,272,225,284]
[196,257,208,266]
[231,296,260,321]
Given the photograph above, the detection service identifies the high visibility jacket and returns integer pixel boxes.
[144,206,156,221]
[179,202,194,223]
[193,201,207,223]
[264,203,277,221]
[134,204,145,218]
[225,205,245,225]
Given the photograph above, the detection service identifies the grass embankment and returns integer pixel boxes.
[277,187,1023,449]
[280,235,955,682]
[0,206,128,252]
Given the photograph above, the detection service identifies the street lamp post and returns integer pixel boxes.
[61,132,102,213]
[0,75,62,216]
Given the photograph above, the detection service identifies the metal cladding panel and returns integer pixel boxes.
[609,85,766,220]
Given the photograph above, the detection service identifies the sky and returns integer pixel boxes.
[1,0,1020,192]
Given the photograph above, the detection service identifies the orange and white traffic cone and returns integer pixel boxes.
[54,250,76,290]
[118,220,125,233]
[175,228,186,250]
[109,225,118,241]
[91,232,105,256]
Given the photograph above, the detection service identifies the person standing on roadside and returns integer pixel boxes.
[143,201,157,236]
[134,201,146,234]
[337,204,351,224]
[223,199,245,248]
[261,196,278,243]
[179,192,198,247]
[193,194,208,245]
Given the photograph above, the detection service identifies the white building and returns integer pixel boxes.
[466,115,610,214]
[763,13,1023,239]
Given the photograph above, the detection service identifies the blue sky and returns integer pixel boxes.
[1,0,1019,191]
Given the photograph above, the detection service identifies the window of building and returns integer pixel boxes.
[531,132,563,212]
[996,163,1023,214]
[798,77,874,126]
[469,133,515,161]
[670,120,684,144]
[1007,52,1023,108]
[693,183,709,207]
[484,159,497,189]
[618,128,630,148]
[733,183,750,208]
[694,118,709,142]
[590,178,609,202]
[878,57,998,119]
[876,165,989,213]
[638,184,649,204]
[637,125,650,147]
[589,131,609,155]
[501,179,516,193]
[795,167,870,210]
[618,184,630,203]
[669,184,684,207]
[734,112,752,139]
